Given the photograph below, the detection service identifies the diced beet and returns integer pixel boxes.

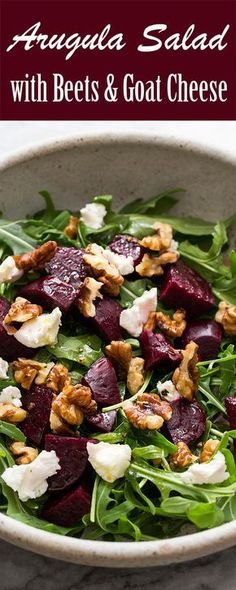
[83,357,121,407]
[20,276,77,314]
[109,234,145,266]
[165,399,206,445]
[21,385,53,446]
[86,410,117,433]
[42,482,91,527]
[140,329,182,371]
[160,260,215,317]
[46,247,88,289]
[45,434,95,492]
[0,296,35,361]
[225,397,236,429]
[182,320,222,361]
[91,296,123,342]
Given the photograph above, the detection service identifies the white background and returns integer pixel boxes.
[0,121,236,159]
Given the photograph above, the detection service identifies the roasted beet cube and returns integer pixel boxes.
[46,247,88,289]
[21,385,53,446]
[182,320,222,361]
[140,329,182,371]
[0,296,35,361]
[165,399,206,445]
[20,276,77,314]
[42,483,91,527]
[109,234,145,266]
[225,397,236,429]
[160,260,215,317]
[91,296,123,342]
[45,434,94,492]
[83,357,121,407]
[86,410,117,433]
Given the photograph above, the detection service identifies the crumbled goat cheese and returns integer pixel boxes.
[119,288,158,337]
[80,203,106,229]
[168,239,179,253]
[87,441,132,483]
[180,451,229,485]
[1,450,60,502]
[0,357,9,380]
[0,385,22,407]
[14,307,62,348]
[0,256,24,284]
[104,249,134,275]
[157,380,181,402]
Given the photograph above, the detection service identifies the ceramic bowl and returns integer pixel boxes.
[0,133,236,567]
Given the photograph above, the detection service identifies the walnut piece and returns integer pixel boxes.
[4,297,42,334]
[172,341,199,401]
[64,215,79,239]
[49,409,73,435]
[144,309,186,338]
[77,277,103,318]
[9,441,38,465]
[136,251,179,277]
[83,243,124,296]
[51,383,97,428]
[0,403,26,423]
[215,301,236,336]
[105,340,133,372]
[14,241,57,272]
[200,439,219,463]
[140,222,173,251]
[127,357,145,395]
[13,358,55,390]
[170,441,196,468]
[124,392,172,430]
[46,363,71,393]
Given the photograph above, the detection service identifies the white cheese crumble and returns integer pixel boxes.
[119,288,158,337]
[157,380,181,402]
[168,239,179,253]
[1,450,60,502]
[0,357,9,380]
[0,385,22,407]
[0,256,24,285]
[105,249,134,275]
[80,203,106,229]
[87,441,132,483]
[14,307,62,348]
[180,452,229,485]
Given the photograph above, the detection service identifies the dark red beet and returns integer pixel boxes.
[140,329,182,371]
[109,234,145,266]
[0,296,35,361]
[165,399,206,445]
[20,276,77,314]
[46,247,88,289]
[160,260,215,317]
[45,434,94,492]
[86,410,117,433]
[21,385,53,446]
[182,320,222,361]
[42,483,91,527]
[225,397,236,429]
[91,296,123,342]
[83,357,121,407]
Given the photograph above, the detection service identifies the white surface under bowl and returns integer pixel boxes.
[0,133,236,567]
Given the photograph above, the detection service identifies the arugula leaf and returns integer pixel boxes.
[48,333,102,367]
[119,189,183,215]
[0,220,36,254]
[126,215,218,240]
[0,422,26,442]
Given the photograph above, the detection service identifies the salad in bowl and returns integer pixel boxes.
[0,188,235,542]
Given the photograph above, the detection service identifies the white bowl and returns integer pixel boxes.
[0,133,236,567]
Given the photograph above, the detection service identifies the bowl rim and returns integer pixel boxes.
[0,130,236,566]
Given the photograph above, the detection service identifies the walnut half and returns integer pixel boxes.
[105,340,133,372]
[4,298,42,334]
[215,301,236,336]
[140,222,173,251]
[9,441,38,465]
[0,403,27,423]
[64,215,79,239]
[136,251,179,278]
[83,243,124,296]
[77,277,103,318]
[13,358,55,390]
[172,341,199,401]
[14,241,57,272]
[51,383,97,429]
[124,392,172,430]
[144,309,186,338]
[200,439,219,463]
[170,441,196,468]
